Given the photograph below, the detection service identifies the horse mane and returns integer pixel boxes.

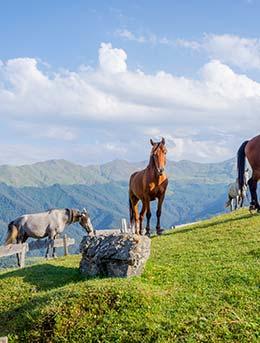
[65,208,73,224]
[47,208,55,214]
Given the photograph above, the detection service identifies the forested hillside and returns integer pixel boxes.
[0,157,243,248]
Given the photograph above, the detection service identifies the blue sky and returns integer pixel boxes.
[0,0,260,164]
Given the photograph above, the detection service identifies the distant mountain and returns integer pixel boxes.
[0,158,237,187]
[0,180,230,245]
[0,157,245,258]
[169,158,237,184]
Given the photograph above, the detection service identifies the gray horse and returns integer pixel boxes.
[226,169,250,211]
[5,208,94,263]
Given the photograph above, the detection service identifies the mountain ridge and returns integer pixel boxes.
[0,157,237,187]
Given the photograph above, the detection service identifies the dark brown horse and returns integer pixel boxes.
[129,138,168,236]
[237,134,260,212]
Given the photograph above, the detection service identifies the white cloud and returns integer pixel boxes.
[117,30,260,71]
[167,136,232,162]
[116,29,146,43]
[0,42,260,163]
[139,130,233,162]
[0,43,223,121]
[116,29,172,46]
[204,34,260,70]
[176,38,201,50]
[13,122,77,141]
[0,143,62,165]
[99,42,127,73]
[178,34,260,71]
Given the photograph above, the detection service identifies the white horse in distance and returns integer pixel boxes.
[226,169,250,211]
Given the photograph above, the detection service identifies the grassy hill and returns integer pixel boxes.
[0,209,259,342]
[0,158,237,187]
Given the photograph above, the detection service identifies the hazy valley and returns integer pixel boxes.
[0,157,240,248]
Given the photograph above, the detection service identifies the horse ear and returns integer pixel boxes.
[82,208,88,215]
[150,139,154,146]
[161,137,165,145]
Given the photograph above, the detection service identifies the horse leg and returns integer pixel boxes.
[145,200,151,237]
[45,242,50,259]
[52,233,60,258]
[16,233,28,267]
[228,196,232,212]
[234,196,238,210]
[240,195,244,208]
[16,237,21,267]
[129,191,135,230]
[52,248,57,258]
[156,195,165,235]
[131,196,140,235]
[248,176,260,211]
[139,200,147,236]
[45,235,54,259]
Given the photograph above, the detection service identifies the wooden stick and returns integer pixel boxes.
[0,243,28,258]
[121,218,128,233]
[19,243,27,268]
[63,234,68,256]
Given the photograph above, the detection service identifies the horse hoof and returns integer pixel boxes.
[145,231,151,238]
[156,229,164,235]
[249,205,256,212]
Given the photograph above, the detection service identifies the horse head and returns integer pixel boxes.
[79,208,95,235]
[150,137,167,176]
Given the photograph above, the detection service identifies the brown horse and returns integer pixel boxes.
[129,137,168,236]
[237,134,260,212]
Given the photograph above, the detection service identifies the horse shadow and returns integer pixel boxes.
[0,263,83,291]
[0,264,85,338]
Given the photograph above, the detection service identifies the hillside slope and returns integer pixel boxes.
[0,180,229,247]
[0,210,259,342]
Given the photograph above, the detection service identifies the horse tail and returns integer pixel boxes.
[5,221,19,245]
[225,195,232,208]
[129,197,134,225]
[237,140,249,193]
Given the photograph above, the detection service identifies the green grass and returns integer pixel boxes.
[0,209,259,342]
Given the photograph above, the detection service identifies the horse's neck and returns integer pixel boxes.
[147,157,159,181]
[148,155,158,169]
[65,209,74,225]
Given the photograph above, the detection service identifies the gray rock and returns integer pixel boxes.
[79,233,151,277]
